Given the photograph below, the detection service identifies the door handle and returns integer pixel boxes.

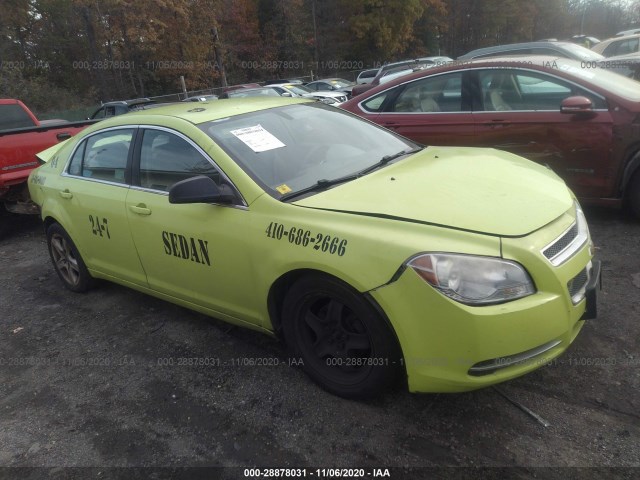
[57,132,72,141]
[129,204,151,216]
[59,189,73,199]
[482,120,511,127]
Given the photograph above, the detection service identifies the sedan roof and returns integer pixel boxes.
[111,97,312,125]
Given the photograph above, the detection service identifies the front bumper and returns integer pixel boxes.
[581,259,601,320]
[370,234,597,393]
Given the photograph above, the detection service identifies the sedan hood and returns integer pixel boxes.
[293,147,573,237]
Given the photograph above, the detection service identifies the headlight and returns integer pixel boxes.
[407,253,536,305]
[575,200,590,246]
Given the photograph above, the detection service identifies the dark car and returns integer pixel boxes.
[89,98,155,119]
[340,56,640,217]
[458,41,604,62]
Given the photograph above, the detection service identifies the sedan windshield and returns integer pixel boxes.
[200,102,417,198]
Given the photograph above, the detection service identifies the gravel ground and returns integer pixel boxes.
[0,207,638,479]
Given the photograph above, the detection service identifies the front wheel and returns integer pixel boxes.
[46,223,94,292]
[282,274,403,399]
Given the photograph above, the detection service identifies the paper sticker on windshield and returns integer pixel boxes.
[230,124,285,152]
[275,184,292,194]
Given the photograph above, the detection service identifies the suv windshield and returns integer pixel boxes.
[558,60,640,101]
[200,103,417,198]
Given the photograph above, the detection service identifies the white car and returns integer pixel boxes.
[356,68,378,84]
[269,84,348,104]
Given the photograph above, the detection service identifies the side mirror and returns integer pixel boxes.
[560,96,593,115]
[281,92,293,97]
[169,175,236,205]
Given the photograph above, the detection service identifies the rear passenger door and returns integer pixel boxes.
[60,127,148,285]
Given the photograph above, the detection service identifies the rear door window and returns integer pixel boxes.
[67,129,134,184]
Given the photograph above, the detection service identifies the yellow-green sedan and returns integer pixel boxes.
[28,97,600,398]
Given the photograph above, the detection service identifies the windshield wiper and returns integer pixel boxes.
[357,146,424,176]
[281,175,359,201]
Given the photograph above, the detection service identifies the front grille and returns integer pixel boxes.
[568,264,590,304]
[543,223,578,260]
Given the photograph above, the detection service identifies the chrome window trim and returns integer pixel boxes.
[376,110,473,116]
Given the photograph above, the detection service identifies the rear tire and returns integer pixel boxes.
[0,203,10,239]
[46,223,94,292]
[628,170,640,219]
[282,274,403,399]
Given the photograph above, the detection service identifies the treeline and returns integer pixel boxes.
[1,0,639,113]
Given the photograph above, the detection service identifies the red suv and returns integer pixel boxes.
[341,57,640,217]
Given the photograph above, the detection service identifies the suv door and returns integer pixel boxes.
[61,127,148,285]
[125,127,259,325]
[472,68,614,198]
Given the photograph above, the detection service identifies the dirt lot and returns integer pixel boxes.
[0,207,638,479]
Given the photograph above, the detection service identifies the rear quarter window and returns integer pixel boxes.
[0,104,36,130]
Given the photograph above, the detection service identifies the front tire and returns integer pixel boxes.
[46,223,94,292]
[282,274,403,399]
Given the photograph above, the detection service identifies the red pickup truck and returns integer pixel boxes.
[0,99,96,218]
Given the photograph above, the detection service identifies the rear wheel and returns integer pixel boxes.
[282,274,403,399]
[46,223,94,292]
[0,203,10,239]
[628,170,640,219]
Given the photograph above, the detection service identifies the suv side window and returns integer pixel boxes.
[67,129,134,183]
[479,69,606,111]
[138,129,222,192]
[387,73,463,113]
